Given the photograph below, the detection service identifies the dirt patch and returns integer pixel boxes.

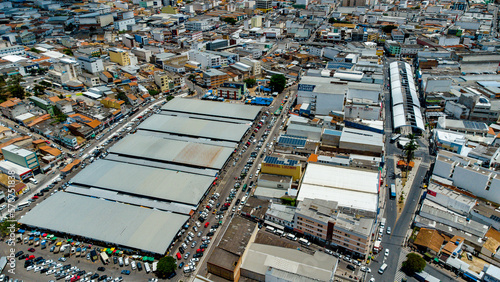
[460,254,487,273]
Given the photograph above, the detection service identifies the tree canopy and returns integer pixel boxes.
[402,133,419,166]
[156,256,176,278]
[382,25,397,34]
[244,78,257,88]
[402,253,426,275]
[269,74,287,93]
[222,17,237,25]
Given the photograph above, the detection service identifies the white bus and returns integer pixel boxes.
[17,201,31,209]
[265,226,275,233]
[286,233,297,241]
[144,262,151,273]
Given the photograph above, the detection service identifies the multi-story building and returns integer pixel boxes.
[216,82,246,100]
[185,20,212,31]
[206,39,228,51]
[79,73,101,87]
[0,45,25,56]
[77,56,104,74]
[202,69,228,88]
[2,145,40,171]
[100,97,125,110]
[255,0,272,11]
[0,98,26,119]
[47,58,80,85]
[384,40,401,56]
[131,47,152,63]
[114,18,135,31]
[109,48,131,66]
[16,31,36,45]
[154,71,174,93]
[240,58,262,77]
[264,202,295,230]
[188,50,222,69]
[294,198,373,258]
[391,29,405,43]
[250,16,263,28]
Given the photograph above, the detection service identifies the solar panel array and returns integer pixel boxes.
[463,120,488,131]
[264,156,298,166]
[278,135,307,147]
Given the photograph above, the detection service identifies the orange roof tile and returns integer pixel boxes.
[48,96,61,103]
[26,114,51,127]
[39,145,62,156]
[308,154,318,162]
[87,120,101,129]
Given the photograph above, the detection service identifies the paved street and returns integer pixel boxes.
[167,85,295,280]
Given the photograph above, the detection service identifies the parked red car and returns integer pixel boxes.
[176,252,181,260]
[204,222,210,228]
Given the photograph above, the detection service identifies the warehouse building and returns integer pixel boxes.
[296,76,347,116]
[389,61,424,133]
[20,98,264,257]
[68,160,214,214]
[19,192,189,255]
[137,114,250,145]
[297,163,380,216]
[161,98,262,124]
[107,134,234,176]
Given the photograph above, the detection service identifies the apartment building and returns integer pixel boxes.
[114,18,135,31]
[2,145,40,171]
[77,56,104,74]
[0,45,25,56]
[188,50,222,69]
[216,82,246,100]
[109,48,131,66]
[294,198,373,258]
[154,71,173,92]
[202,69,229,88]
[240,57,262,77]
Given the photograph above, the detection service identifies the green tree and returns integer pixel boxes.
[188,74,197,81]
[0,220,20,238]
[222,17,237,25]
[402,253,426,275]
[63,49,73,56]
[7,76,25,99]
[402,133,419,167]
[52,105,67,122]
[280,196,296,206]
[382,25,397,34]
[30,47,41,54]
[156,256,176,278]
[166,95,174,101]
[148,89,159,96]
[269,74,287,93]
[244,78,257,88]
[33,84,46,96]
[116,89,130,105]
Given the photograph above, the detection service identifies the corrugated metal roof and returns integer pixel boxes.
[19,193,188,254]
[71,160,213,207]
[161,98,261,122]
[138,114,248,143]
[110,134,233,170]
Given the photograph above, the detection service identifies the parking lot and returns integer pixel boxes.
[0,235,159,282]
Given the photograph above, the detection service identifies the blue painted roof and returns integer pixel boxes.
[323,129,342,136]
